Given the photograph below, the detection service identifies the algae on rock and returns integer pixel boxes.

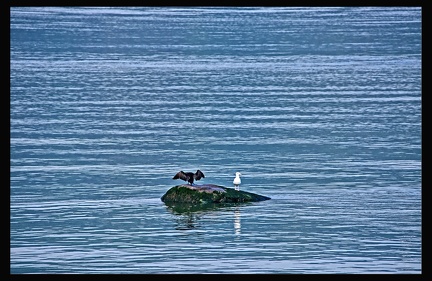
[161,184,271,204]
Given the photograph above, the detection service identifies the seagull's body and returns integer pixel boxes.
[173,170,205,185]
[233,172,242,190]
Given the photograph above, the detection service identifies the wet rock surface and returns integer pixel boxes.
[161,184,271,204]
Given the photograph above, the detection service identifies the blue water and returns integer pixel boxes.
[10,7,421,274]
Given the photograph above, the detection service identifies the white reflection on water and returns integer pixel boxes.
[234,208,241,236]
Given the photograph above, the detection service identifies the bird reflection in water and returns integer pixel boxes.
[174,213,200,230]
[234,207,241,235]
[164,202,244,234]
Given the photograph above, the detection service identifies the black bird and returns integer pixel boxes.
[173,170,205,185]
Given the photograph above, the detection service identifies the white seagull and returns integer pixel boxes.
[233,172,242,190]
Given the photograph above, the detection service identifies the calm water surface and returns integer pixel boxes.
[10,7,421,273]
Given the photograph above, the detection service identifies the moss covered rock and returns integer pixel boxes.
[161,184,271,204]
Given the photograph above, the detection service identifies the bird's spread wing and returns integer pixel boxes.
[194,170,205,180]
[173,171,189,181]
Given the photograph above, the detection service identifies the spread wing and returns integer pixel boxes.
[194,170,205,181]
[173,171,189,181]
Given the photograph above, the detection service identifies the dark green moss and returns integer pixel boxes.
[161,184,271,204]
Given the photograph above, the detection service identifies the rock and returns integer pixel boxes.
[161,184,271,204]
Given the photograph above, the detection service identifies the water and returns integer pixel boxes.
[10,7,421,274]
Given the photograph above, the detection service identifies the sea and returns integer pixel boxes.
[10,7,422,274]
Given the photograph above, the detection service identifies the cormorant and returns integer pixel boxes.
[173,170,205,185]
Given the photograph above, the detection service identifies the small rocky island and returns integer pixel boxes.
[161,184,271,204]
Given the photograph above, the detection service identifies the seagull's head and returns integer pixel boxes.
[235,172,242,177]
